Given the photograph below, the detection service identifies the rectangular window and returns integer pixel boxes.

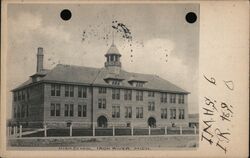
[21,91,25,100]
[148,91,155,97]
[98,98,106,109]
[26,89,30,100]
[78,86,87,98]
[111,80,121,86]
[170,109,176,119]
[170,94,176,103]
[56,103,60,116]
[125,106,132,118]
[135,82,144,87]
[148,101,155,111]
[51,84,60,96]
[18,91,21,100]
[70,104,74,116]
[51,84,55,96]
[17,105,20,118]
[70,86,74,97]
[14,107,16,118]
[64,104,69,116]
[136,107,143,118]
[124,89,132,100]
[78,104,87,117]
[161,108,167,119]
[65,85,74,97]
[56,85,61,96]
[98,87,107,94]
[14,92,17,102]
[26,104,29,117]
[65,85,69,97]
[136,91,143,101]
[21,105,25,118]
[178,94,185,104]
[160,93,168,103]
[112,106,120,118]
[179,109,185,119]
[112,89,120,100]
[50,103,55,116]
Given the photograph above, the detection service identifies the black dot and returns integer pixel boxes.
[185,12,197,23]
[60,9,72,21]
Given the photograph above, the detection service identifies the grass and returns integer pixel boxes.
[8,135,199,148]
[22,127,197,137]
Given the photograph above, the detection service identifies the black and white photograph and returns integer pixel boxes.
[6,2,199,150]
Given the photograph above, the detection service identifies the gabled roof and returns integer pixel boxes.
[12,64,189,94]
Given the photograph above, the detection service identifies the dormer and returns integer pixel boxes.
[128,77,147,88]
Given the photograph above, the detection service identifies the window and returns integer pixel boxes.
[56,104,61,116]
[98,98,106,109]
[99,87,107,94]
[124,89,132,100]
[21,91,25,100]
[136,91,143,101]
[26,104,29,117]
[51,84,60,96]
[64,104,73,117]
[26,89,30,100]
[136,107,143,118]
[14,92,17,102]
[148,101,155,111]
[65,85,74,97]
[111,80,121,86]
[170,109,176,119]
[18,91,21,101]
[14,107,16,118]
[78,104,87,117]
[178,94,185,104]
[160,93,168,103]
[21,105,25,118]
[135,82,144,87]
[170,94,176,103]
[50,103,55,116]
[148,91,155,97]
[78,86,87,98]
[112,106,120,118]
[179,109,185,119]
[161,108,167,119]
[17,105,20,118]
[56,85,61,96]
[112,89,120,100]
[125,106,132,118]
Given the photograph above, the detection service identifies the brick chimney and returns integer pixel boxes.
[36,47,44,72]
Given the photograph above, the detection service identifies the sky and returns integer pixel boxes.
[6,3,199,118]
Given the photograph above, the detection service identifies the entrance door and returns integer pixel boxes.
[97,116,108,128]
[148,117,156,128]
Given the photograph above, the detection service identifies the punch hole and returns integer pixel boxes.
[60,9,72,21]
[185,12,197,23]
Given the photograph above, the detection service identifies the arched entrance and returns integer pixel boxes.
[97,116,108,128]
[148,117,156,128]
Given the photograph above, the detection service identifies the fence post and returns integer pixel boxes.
[19,125,22,138]
[70,124,72,137]
[180,126,182,135]
[113,125,115,136]
[44,124,47,137]
[131,126,134,136]
[148,126,151,135]
[165,126,167,135]
[194,125,197,134]
[93,122,95,136]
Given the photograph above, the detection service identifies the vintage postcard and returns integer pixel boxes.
[0,0,249,158]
